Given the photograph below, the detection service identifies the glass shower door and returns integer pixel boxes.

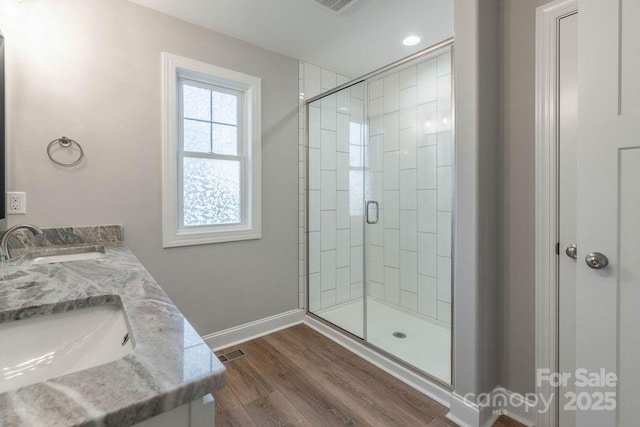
[307,82,365,338]
[364,47,453,383]
[307,43,453,385]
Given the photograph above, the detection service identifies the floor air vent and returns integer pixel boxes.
[313,0,361,13]
[217,349,245,363]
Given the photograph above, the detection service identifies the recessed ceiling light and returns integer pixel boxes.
[403,36,421,46]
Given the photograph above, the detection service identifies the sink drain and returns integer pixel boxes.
[392,332,407,339]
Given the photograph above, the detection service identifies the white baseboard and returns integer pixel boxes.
[448,392,484,427]
[448,387,537,427]
[491,386,537,426]
[303,314,453,407]
[203,308,305,351]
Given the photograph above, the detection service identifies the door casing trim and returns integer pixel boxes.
[535,1,578,426]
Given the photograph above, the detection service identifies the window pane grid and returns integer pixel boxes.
[181,79,240,156]
[180,78,244,228]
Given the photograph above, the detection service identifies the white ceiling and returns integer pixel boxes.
[128,0,454,78]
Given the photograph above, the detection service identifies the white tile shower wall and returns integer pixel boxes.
[299,62,353,311]
[367,50,452,324]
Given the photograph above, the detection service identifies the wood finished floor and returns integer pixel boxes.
[213,324,524,427]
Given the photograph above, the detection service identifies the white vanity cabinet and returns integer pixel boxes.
[135,394,215,427]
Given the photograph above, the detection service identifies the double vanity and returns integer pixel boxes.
[0,225,225,426]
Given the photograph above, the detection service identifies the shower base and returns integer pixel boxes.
[315,298,451,383]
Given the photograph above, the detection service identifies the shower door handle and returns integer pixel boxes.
[366,201,379,224]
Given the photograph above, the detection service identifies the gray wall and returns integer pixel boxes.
[498,0,554,395]
[0,0,299,335]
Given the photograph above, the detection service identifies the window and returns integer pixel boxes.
[162,53,261,247]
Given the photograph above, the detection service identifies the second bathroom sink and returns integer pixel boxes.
[25,245,107,265]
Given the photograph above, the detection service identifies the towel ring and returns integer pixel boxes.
[47,136,84,167]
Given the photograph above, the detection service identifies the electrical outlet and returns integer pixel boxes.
[7,192,26,214]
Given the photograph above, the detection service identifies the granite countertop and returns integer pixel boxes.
[0,226,225,426]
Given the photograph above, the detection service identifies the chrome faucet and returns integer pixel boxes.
[0,224,44,262]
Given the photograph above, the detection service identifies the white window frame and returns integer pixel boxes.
[162,52,261,248]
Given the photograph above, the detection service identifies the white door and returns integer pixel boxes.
[576,0,640,426]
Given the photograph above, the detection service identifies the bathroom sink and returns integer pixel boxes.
[27,245,106,265]
[0,304,134,393]
[31,251,106,265]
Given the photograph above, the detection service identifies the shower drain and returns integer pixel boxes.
[392,332,407,339]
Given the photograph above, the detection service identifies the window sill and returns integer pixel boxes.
[163,226,261,248]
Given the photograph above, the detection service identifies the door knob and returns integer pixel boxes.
[585,252,609,270]
[565,244,577,260]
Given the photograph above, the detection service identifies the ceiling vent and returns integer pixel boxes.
[312,0,361,14]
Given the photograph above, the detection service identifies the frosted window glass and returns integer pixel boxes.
[183,84,211,121]
[212,124,238,156]
[183,157,241,226]
[212,92,238,125]
[183,119,211,153]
